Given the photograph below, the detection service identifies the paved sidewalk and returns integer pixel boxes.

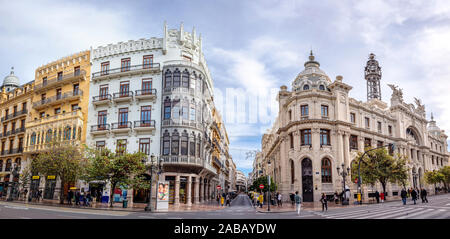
[0,198,226,213]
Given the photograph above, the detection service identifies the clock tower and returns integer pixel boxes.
[365,53,382,101]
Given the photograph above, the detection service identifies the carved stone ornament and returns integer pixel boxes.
[388,84,404,102]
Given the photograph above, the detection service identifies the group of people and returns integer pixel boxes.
[250,191,284,208]
[67,190,93,207]
[400,188,428,205]
[217,192,232,207]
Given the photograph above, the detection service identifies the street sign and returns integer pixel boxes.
[216,185,221,190]
[259,184,264,189]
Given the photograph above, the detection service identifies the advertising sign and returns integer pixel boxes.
[47,175,56,180]
[32,176,40,180]
[156,181,169,211]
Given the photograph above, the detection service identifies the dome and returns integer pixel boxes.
[2,67,20,90]
[292,51,331,91]
[427,113,441,136]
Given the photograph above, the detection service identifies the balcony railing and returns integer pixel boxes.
[111,121,132,130]
[92,94,112,103]
[134,120,156,128]
[135,89,156,97]
[28,110,83,126]
[161,156,202,165]
[1,109,28,122]
[34,70,86,91]
[113,91,133,99]
[12,127,25,135]
[92,63,160,78]
[91,124,110,132]
[33,90,83,108]
[1,148,23,156]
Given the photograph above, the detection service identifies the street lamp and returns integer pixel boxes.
[337,163,350,205]
[267,160,271,212]
[145,154,161,212]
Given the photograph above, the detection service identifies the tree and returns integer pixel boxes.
[439,166,450,190]
[18,164,31,194]
[31,143,86,204]
[424,170,443,189]
[351,147,409,195]
[83,147,148,207]
[252,176,277,193]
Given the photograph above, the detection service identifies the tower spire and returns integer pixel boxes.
[365,53,382,101]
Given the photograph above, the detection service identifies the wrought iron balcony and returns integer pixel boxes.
[1,109,28,122]
[135,89,157,100]
[33,90,83,110]
[92,63,160,80]
[92,94,112,106]
[0,148,23,156]
[34,70,86,93]
[90,124,110,135]
[111,121,132,133]
[113,91,133,102]
[134,120,156,132]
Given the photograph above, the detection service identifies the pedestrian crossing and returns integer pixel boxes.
[317,205,449,219]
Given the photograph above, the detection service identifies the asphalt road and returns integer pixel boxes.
[0,193,448,219]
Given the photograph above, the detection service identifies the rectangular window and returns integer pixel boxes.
[164,101,171,120]
[98,110,107,128]
[301,105,309,116]
[350,113,355,123]
[320,129,330,146]
[377,140,383,147]
[42,77,47,86]
[41,93,46,102]
[139,138,150,155]
[172,100,180,119]
[288,110,292,121]
[11,122,15,131]
[56,88,62,100]
[289,133,294,149]
[163,134,170,155]
[121,58,131,72]
[120,81,130,97]
[388,125,392,135]
[182,106,189,120]
[377,121,382,132]
[57,71,63,81]
[20,119,25,129]
[143,55,153,68]
[22,102,27,111]
[40,112,45,118]
[116,139,127,155]
[190,107,195,121]
[350,135,358,150]
[118,108,128,127]
[13,105,17,114]
[72,104,79,111]
[364,138,371,148]
[142,79,152,94]
[74,66,80,76]
[101,62,110,75]
[301,129,312,146]
[73,84,79,95]
[96,141,105,150]
[54,108,61,114]
[321,105,328,117]
[141,106,151,124]
[190,140,195,156]
[99,85,109,99]
[365,117,370,128]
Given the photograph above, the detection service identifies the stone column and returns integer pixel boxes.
[186,176,192,206]
[343,133,350,169]
[337,131,344,166]
[194,177,200,204]
[199,179,204,202]
[174,175,180,206]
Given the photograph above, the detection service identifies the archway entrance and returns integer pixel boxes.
[301,158,313,202]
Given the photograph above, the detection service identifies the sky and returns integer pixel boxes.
[1,0,450,177]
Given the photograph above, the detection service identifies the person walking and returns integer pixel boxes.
[320,193,328,212]
[220,195,225,207]
[258,193,264,208]
[294,191,302,215]
[75,190,80,206]
[380,191,385,203]
[375,190,380,203]
[421,188,428,203]
[226,194,231,207]
[400,188,407,205]
[411,188,417,205]
[277,192,282,207]
[334,192,339,204]
[86,192,92,207]
[290,193,295,205]
[38,190,42,202]
[68,190,73,205]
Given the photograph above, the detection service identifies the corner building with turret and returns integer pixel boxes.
[261,52,449,203]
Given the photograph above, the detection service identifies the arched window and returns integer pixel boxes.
[303,84,310,90]
[180,131,188,155]
[5,159,12,171]
[63,126,71,140]
[46,129,52,143]
[321,158,332,183]
[164,70,172,88]
[163,130,170,155]
[182,69,189,88]
[196,134,201,158]
[172,99,180,119]
[31,132,36,145]
[72,126,77,140]
[171,130,179,155]
[290,160,294,184]
[164,97,171,120]
[190,132,196,156]
[319,85,325,90]
[173,69,181,87]
[406,127,420,145]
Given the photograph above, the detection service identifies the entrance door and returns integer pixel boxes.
[44,179,56,199]
[180,177,187,204]
[301,158,314,202]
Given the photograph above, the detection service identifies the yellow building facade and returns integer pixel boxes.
[23,50,90,199]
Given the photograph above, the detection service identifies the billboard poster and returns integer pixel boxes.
[156,181,169,211]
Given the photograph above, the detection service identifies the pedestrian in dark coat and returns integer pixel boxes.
[400,188,407,205]
[421,188,428,203]
[68,190,73,205]
[290,193,295,205]
[320,193,328,212]
[375,191,380,203]
[75,191,80,205]
[411,189,417,204]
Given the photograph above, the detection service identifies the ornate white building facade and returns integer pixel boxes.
[261,52,449,203]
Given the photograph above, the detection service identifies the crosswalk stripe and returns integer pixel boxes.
[377,208,425,219]
[408,209,444,219]
[328,207,417,219]
[361,208,424,219]
[394,208,433,219]
[323,207,395,218]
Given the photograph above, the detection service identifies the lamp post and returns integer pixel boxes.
[267,160,271,212]
[337,163,350,205]
[145,154,160,212]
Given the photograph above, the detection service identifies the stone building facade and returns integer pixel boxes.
[261,52,449,203]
